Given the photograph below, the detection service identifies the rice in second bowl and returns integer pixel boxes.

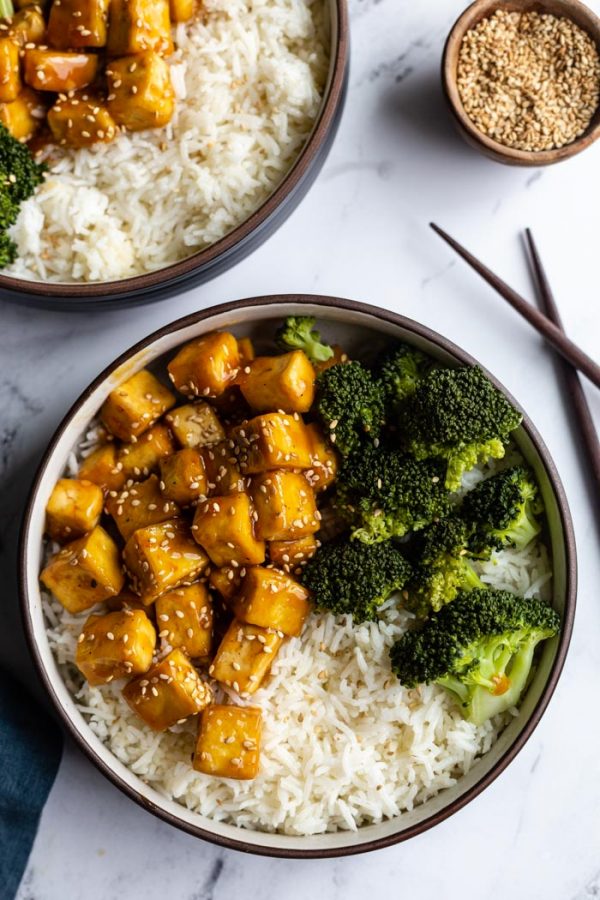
[6,0,329,284]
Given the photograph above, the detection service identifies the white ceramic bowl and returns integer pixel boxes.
[19,295,576,857]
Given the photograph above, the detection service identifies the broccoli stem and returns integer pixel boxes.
[0,0,14,18]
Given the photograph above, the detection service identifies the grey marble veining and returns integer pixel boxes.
[2,0,600,896]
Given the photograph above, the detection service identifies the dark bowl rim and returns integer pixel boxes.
[0,0,349,301]
[19,294,577,858]
[441,0,600,166]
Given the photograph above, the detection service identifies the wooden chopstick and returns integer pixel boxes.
[525,228,600,501]
[429,223,600,391]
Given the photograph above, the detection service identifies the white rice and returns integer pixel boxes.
[42,442,553,836]
[6,0,329,283]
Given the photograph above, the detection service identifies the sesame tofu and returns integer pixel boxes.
[192,493,265,568]
[208,565,243,603]
[40,525,124,614]
[166,402,225,450]
[169,0,194,22]
[233,567,310,637]
[304,423,339,492]
[123,649,212,731]
[210,619,283,693]
[45,477,104,542]
[47,0,109,49]
[76,609,156,685]
[239,351,315,414]
[232,413,312,474]
[100,369,175,441]
[167,332,240,399]
[105,474,180,541]
[0,88,45,141]
[155,582,212,658]
[107,0,173,57]
[194,705,262,780]
[8,9,46,47]
[0,39,21,103]
[123,518,208,604]
[78,443,126,493]
[24,49,98,92]
[200,441,245,495]
[236,337,255,366]
[118,422,175,479]
[48,96,117,148]
[268,535,318,572]
[250,470,319,541]
[106,52,174,132]
[159,448,208,506]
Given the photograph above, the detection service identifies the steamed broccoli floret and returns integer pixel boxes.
[275,316,334,364]
[335,444,452,543]
[398,366,522,491]
[390,589,560,724]
[462,466,543,556]
[300,539,412,622]
[407,517,483,614]
[0,122,45,268]
[315,361,386,457]
[377,343,432,413]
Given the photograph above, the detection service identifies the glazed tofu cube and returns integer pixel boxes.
[232,413,312,474]
[237,337,255,366]
[250,470,319,541]
[24,49,98,92]
[118,422,175,479]
[123,649,212,731]
[233,567,310,637]
[78,443,126,493]
[167,332,240,399]
[76,609,156,685]
[269,535,318,572]
[201,441,245,495]
[106,51,174,132]
[48,96,117,148]
[123,518,208,604]
[105,588,153,614]
[208,565,243,603]
[107,0,173,56]
[169,0,194,21]
[210,619,283,693]
[159,448,208,506]
[0,39,20,103]
[304,423,339,492]
[40,525,124,614]
[105,474,180,541]
[9,8,46,46]
[194,705,261,780]
[155,582,212,658]
[0,88,45,141]
[47,0,109,49]
[239,351,315,414]
[192,493,265,568]
[45,477,104,542]
[101,369,175,441]
[166,402,225,449]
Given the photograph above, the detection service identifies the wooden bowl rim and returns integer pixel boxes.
[442,0,600,165]
[0,0,349,300]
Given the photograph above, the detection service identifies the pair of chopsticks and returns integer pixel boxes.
[430,223,600,502]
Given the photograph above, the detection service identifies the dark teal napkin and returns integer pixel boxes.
[0,670,62,900]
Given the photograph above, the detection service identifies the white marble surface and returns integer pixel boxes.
[2,0,600,896]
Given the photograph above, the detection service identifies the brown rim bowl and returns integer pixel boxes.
[442,0,600,166]
[19,295,577,857]
[0,3,348,310]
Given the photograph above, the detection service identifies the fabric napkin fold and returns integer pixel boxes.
[0,670,62,900]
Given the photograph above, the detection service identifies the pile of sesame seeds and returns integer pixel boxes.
[457,8,600,152]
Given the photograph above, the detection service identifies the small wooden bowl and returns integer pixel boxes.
[442,0,600,166]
